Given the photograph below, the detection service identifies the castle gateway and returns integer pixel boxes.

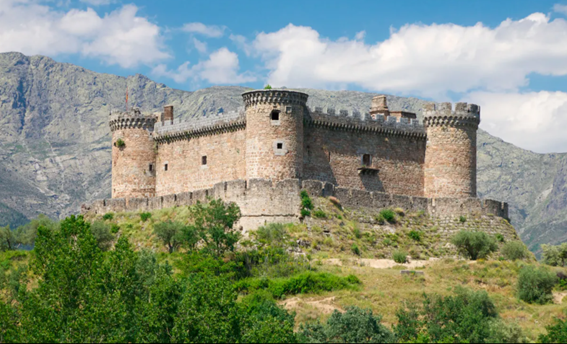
[109,90,480,200]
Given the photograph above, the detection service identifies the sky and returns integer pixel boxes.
[1,0,567,154]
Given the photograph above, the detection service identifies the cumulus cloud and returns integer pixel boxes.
[554,3,567,15]
[152,47,256,85]
[465,91,567,153]
[192,37,207,53]
[251,14,567,98]
[182,22,225,38]
[0,1,169,68]
[79,0,115,5]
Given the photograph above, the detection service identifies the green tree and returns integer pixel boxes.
[153,220,185,253]
[541,243,567,267]
[90,220,115,251]
[395,287,499,343]
[0,226,14,251]
[500,241,530,261]
[188,199,241,258]
[517,265,557,304]
[13,214,58,247]
[300,306,394,343]
[539,313,567,343]
[451,230,498,260]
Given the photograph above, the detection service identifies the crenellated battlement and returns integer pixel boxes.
[423,102,480,128]
[109,108,158,132]
[242,89,309,107]
[306,106,425,138]
[153,109,246,143]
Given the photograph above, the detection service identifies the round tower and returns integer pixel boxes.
[109,108,157,199]
[423,102,480,198]
[242,89,308,181]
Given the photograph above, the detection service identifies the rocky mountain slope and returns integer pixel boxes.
[0,52,566,252]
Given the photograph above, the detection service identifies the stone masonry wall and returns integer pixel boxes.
[304,126,426,196]
[83,179,508,231]
[155,129,246,196]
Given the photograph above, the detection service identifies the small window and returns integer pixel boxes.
[202,156,207,165]
[164,163,168,171]
[362,154,372,166]
[277,143,283,150]
[149,164,153,172]
[271,110,280,121]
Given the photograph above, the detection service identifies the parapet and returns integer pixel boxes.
[306,107,425,138]
[109,108,157,132]
[153,109,246,143]
[242,89,309,107]
[423,102,480,128]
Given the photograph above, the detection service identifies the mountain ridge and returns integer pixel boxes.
[0,51,566,253]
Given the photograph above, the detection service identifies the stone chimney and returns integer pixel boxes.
[369,95,390,119]
[163,105,174,123]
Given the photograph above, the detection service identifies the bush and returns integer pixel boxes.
[451,230,498,260]
[495,233,505,242]
[459,215,467,223]
[140,212,152,222]
[254,223,289,247]
[393,250,408,264]
[300,209,311,218]
[501,241,529,261]
[539,312,567,343]
[394,208,405,217]
[264,84,272,89]
[517,265,557,304]
[102,212,114,221]
[153,220,185,253]
[0,226,14,252]
[235,272,360,299]
[90,221,114,251]
[408,230,422,242]
[351,244,360,256]
[299,306,395,343]
[379,209,396,223]
[115,138,125,148]
[110,224,120,234]
[395,287,499,343]
[541,243,567,266]
[312,209,327,218]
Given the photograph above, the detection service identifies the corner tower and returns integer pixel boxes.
[242,89,308,181]
[109,108,157,199]
[423,102,480,198]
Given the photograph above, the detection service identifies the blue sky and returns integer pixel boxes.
[2,0,567,153]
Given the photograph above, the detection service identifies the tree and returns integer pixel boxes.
[153,220,185,253]
[541,243,567,267]
[539,313,567,343]
[451,230,498,260]
[188,199,241,258]
[300,306,394,343]
[0,226,14,251]
[13,214,58,247]
[90,220,115,251]
[517,265,557,304]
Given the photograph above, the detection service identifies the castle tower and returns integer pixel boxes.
[369,95,390,119]
[109,108,157,199]
[242,89,308,181]
[423,102,480,198]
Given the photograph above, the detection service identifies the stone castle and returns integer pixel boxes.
[83,89,508,230]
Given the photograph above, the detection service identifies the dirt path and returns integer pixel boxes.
[553,291,567,304]
[324,258,440,269]
[281,296,342,314]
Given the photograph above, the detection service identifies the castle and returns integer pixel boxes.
[83,89,507,230]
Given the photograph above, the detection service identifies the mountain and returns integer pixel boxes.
[0,51,566,253]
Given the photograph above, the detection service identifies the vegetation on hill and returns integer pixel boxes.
[1,199,567,342]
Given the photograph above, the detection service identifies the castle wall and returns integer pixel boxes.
[303,126,426,196]
[155,129,246,196]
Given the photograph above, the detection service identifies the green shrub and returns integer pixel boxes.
[394,208,405,217]
[501,241,529,261]
[235,272,361,299]
[495,233,505,242]
[300,209,311,218]
[153,220,185,253]
[393,250,408,264]
[382,238,393,246]
[140,212,152,222]
[254,223,289,247]
[541,243,567,266]
[353,227,362,239]
[539,312,567,343]
[102,212,114,221]
[351,244,360,256]
[264,84,272,89]
[395,287,499,343]
[517,265,557,304]
[110,224,120,234]
[299,306,394,343]
[459,215,467,223]
[408,230,422,242]
[451,230,498,260]
[115,138,125,148]
[379,209,396,223]
[312,209,327,218]
[90,221,114,251]
[300,190,314,218]
[374,214,385,225]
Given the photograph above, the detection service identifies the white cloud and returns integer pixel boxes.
[79,0,115,5]
[0,2,169,68]
[152,47,256,85]
[554,3,567,15]
[466,91,567,153]
[182,22,225,38]
[192,37,207,53]
[251,15,567,98]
